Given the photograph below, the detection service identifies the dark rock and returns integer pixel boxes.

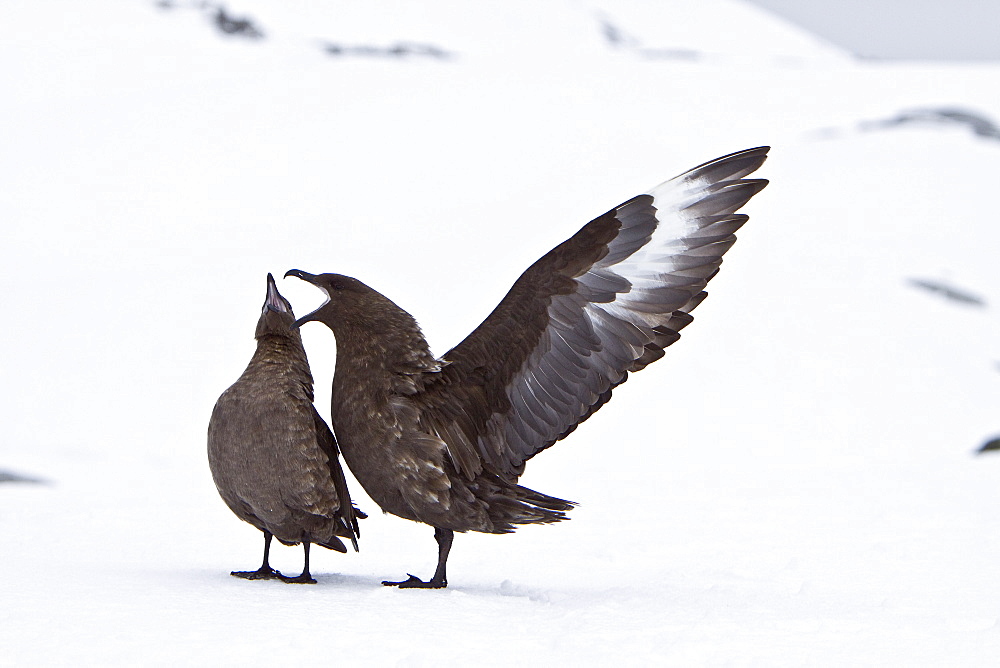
[978,437,1000,454]
[908,278,986,307]
[321,41,452,59]
[860,107,1000,142]
[0,470,44,484]
[212,6,263,39]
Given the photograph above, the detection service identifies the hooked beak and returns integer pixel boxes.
[284,269,318,284]
[284,269,324,329]
[263,273,287,314]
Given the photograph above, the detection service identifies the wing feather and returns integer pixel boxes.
[419,147,769,479]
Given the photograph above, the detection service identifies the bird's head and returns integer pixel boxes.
[284,269,434,363]
[255,272,298,339]
[283,269,390,330]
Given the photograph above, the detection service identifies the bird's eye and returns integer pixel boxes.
[332,282,345,291]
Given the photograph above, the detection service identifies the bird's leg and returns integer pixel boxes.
[383,527,453,589]
[280,541,318,584]
[231,530,284,580]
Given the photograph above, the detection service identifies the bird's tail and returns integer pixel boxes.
[487,484,576,533]
[337,503,367,551]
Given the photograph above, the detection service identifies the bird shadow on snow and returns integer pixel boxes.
[321,574,557,602]
[184,568,378,589]
[182,569,558,603]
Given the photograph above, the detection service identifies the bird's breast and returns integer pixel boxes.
[331,388,453,523]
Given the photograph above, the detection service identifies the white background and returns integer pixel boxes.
[2,1,999,664]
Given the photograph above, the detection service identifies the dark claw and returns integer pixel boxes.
[279,573,318,585]
[231,567,284,580]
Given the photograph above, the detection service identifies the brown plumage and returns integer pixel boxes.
[286,147,769,587]
[207,273,363,584]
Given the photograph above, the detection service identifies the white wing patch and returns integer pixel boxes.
[484,148,768,474]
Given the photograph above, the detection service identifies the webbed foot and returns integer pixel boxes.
[279,572,318,585]
[382,574,447,589]
[231,566,284,580]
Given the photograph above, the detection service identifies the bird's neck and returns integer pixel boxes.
[244,336,314,386]
[329,314,440,399]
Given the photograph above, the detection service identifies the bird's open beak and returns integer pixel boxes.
[263,273,288,314]
[284,269,317,284]
[284,269,324,329]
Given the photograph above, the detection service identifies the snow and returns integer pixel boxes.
[3,1,1000,664]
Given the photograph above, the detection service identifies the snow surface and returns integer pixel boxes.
[3,1,1000,665]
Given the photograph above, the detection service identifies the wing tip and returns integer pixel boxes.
[681,146,770,183]
[644,146,770,200]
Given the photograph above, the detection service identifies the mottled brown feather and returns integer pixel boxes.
[207,275,363,554]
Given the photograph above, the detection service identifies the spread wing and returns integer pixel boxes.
[417,147,769,481]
